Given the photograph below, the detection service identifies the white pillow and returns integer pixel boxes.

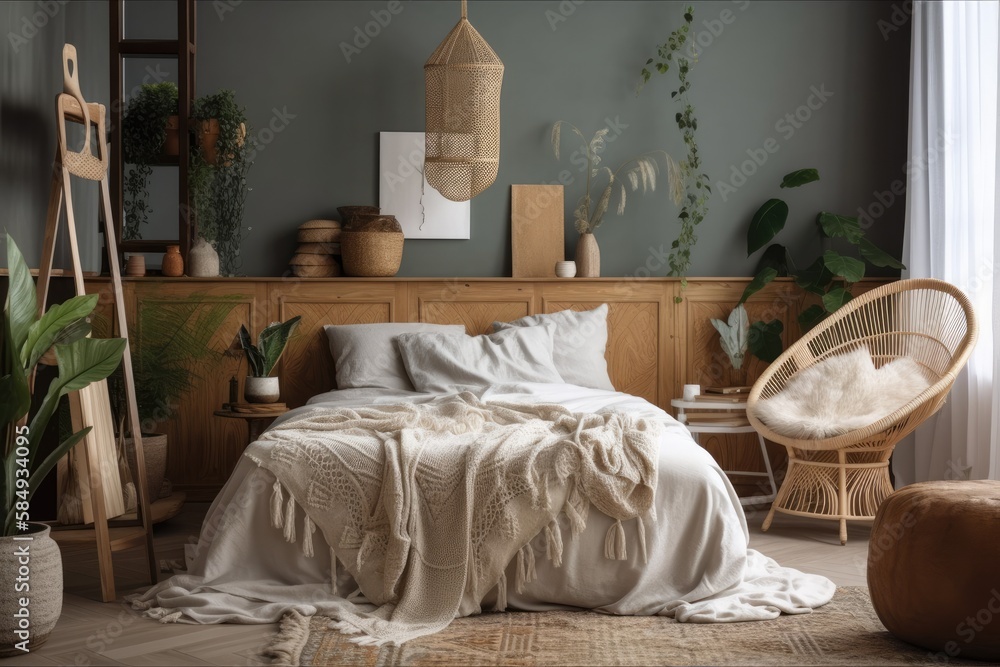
[752,346,932,439]
[492,304,614,391]
[324,323,466,391]
[396,325,564,394]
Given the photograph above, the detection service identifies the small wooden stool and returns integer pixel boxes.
[868,480,1000,661]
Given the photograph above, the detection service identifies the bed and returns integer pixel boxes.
[129,307,835,645]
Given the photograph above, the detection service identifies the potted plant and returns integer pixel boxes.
[738,168,905,364]
[710,303,750,385]
[190,90,252,277]
[1,234,126,654]
[551,121,682,277]
[122,82,179,240]
[103,296,239,510]
[237,317,301,403]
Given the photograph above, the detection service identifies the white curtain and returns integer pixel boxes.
[897,0,1000,484]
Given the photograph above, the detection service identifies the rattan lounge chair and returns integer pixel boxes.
[746,279,978,544]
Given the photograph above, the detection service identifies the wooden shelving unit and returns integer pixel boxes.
[108,0,196,261]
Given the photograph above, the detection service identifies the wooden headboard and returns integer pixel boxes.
[272,279,670,409]
[89,276,890,500]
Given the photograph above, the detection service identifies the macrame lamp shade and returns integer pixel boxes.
[424,0,504,202]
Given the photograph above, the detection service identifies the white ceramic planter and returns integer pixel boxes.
[245,376,280,404]
[188,238,220,277]
[0,523,62,656]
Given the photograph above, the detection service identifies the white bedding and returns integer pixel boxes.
[129,382,834,627]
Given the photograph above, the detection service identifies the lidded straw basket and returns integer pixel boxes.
[424,0,504,202]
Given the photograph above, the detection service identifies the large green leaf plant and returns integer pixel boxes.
[738,169,905,364]
[2,234,126,536]
[237,316,301,378]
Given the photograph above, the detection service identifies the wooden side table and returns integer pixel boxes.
[671,398,777,507]
[214,406,289,444]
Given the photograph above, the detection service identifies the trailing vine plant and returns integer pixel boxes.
[122,82,178,240]
[190,90,252,276]
[638,6,711,298]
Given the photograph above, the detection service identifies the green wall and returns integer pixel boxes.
[3,1,911,278]
[1,0,108,271]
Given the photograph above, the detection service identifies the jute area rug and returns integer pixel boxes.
[264,587,985,666]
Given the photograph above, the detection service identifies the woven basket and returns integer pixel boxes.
[424,0,504,202]
[337,206,379,225]
[298,228,341,243]
[341,215,404,277]
[298,219,341,243]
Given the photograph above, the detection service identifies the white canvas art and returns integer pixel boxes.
[379,132,471,239]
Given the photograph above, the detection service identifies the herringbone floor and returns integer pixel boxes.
[5,504,871,666]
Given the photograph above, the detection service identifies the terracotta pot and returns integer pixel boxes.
[125,433,169,501]
[245,376,280,404]
[0,524,62,656]
[161,245,184,277]
[162,115,179,157]
[575,233,600,278]
[197,119,246,167]
[125,255,146,277]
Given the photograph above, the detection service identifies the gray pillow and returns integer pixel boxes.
[324,322,466,391]
[492,304,614,390]
[396,324,564,394]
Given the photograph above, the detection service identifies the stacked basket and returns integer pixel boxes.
[289,220,341,277]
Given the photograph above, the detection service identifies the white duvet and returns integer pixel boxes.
[129,383,834,626]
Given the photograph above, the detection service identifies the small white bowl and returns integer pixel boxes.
[555,260,576,278]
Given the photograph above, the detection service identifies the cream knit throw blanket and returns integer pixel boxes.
[245,392,661,646]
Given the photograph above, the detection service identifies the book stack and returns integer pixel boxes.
[685,386,751,427]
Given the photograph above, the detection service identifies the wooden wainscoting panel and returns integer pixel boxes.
[269,281,406,407]
[409,281,535,334]
[94,276,893,499]
[539,281,665,407]
[130,281,266,501]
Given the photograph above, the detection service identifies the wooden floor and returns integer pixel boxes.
[7,503,872,666]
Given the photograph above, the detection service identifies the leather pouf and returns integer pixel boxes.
[868,480,1000,661]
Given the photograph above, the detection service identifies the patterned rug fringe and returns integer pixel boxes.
[264,610,311,667]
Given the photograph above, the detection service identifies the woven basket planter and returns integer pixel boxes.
[0,524,61,656]
[341,215,404,277]
[424,0,504,202]
[337,206,379,226]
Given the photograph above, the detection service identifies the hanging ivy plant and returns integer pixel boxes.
[190,90,252,277]
[122,82,178,240]
[638,6,711,299]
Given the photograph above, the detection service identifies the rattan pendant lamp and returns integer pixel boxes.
[424,0,504,202]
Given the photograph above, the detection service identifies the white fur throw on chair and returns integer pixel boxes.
[753,347,932,439]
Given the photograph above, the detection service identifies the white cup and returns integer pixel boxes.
[555,260,577,278]
[683,384,701,401]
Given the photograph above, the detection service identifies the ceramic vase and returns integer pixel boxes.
[245,376,280,404]
[0,524,62,656]
[575,233,600,278]
[555,260,576,278]
[188,238,220,277]
[125,255,146,277]
[161,245,184,277]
